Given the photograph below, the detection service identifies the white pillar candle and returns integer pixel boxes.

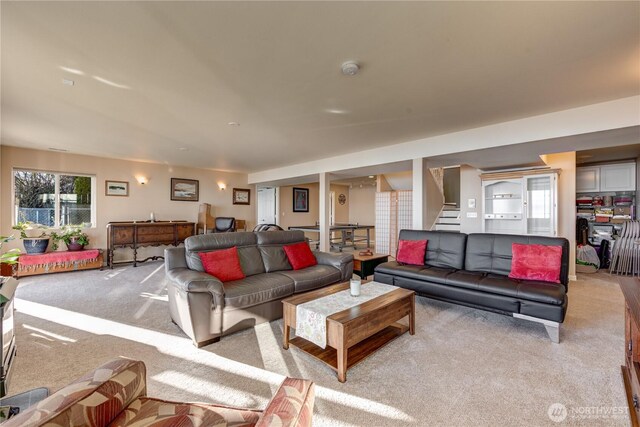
[350,278,361,297]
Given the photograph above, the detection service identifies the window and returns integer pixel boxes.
[13,169,96,228]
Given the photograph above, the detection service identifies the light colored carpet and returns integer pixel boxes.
[9,263,628,426]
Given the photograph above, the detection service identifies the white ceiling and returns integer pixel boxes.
[2,2,639,172]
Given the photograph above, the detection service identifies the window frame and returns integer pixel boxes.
[12,168,97,229]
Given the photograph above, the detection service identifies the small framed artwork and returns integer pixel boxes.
[171,178,199,202]
[105,180,129,197]
[293,187,309,212]
[233,188,251,205]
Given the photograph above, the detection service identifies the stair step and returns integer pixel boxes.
[434,224,461,231]
[437,217,461,224]
[440,210,461,218]
[442,205,460,211]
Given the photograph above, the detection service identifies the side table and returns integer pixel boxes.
[353,253,389,279]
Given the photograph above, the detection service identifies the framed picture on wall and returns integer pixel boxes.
[293,187,309,212]
[171,178,199,201]
[233,188,251,205]
[105,180,129,197]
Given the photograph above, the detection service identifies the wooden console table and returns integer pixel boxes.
[106,221,195,268]
[619,276,640,426]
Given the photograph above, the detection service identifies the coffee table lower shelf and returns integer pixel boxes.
[288,322,409,373]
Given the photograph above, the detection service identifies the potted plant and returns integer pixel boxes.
[0,235,20,267]
[50,226,90,251]
[12,222,50,254]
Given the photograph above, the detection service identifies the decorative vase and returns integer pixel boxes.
[66,237,85,251]
[23,238,49,254]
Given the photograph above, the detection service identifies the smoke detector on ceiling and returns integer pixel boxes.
[341,61,360,76]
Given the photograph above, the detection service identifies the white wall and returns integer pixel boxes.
[459,165,483,233]
[1,146,256,261]
[348,186,376,244]
[541,152,577,278]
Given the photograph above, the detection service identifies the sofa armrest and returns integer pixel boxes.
[165,247,188,271]
[256,378,315,427]
[166,267,225,297]
[4,359,146,427]
[315,251,354,281]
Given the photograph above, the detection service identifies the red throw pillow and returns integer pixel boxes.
[283,242,317,270]
[397,239,427,266]
[198,247,245,282]
[509,243,562,284]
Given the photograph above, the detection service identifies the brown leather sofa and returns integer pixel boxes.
[165,230,354,347]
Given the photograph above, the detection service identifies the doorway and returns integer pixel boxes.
[257,187,277,225]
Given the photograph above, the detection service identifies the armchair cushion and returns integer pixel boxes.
[109,397,261,427]
[255,378,315,427]
[4,359,146,427]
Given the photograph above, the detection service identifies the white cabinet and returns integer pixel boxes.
[600,163,636,192]
[576,163,636,193]
[482,173,557,236]
[576,166,600,193]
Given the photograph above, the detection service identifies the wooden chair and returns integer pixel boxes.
[197,203,215,234]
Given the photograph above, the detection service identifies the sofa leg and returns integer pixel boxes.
[544,323,560,344]
[194,336,220,348]
[513,313,561,343]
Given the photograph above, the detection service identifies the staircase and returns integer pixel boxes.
[433,204,461,232]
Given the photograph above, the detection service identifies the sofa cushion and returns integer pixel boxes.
[397,239,427,266]
[184,232,258,272]
[398,230,467,269]
[448,273,565,305]
[394,276,521,314]
[256,230,307,272]
[237,246,266,277]
[508,243,562,284]
[199,247,245,282]
[259,246,293,273]
[223,273,294,309]
[465,233,569,285]
[283,242,317,270]
[374,261,454,285]
[278,265,341,293]
[109,397,261,427]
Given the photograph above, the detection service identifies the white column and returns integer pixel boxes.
[319,172,331,252]
[412,158,426,230]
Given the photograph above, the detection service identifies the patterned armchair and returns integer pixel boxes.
[5,359,314,427]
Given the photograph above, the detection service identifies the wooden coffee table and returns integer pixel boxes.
[353,252,389,279]
[282,281,415,382]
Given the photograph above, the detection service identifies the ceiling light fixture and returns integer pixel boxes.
[368,175,374,179]
[227,122,240,127]
[62,79,74,86]
[178,147,188,151]
[341,61,360,76]
[48,147,69,152]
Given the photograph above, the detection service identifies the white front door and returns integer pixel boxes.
[257,187,277,224]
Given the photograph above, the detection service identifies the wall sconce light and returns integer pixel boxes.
[137,176,148,185]
[218,182,226,190]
